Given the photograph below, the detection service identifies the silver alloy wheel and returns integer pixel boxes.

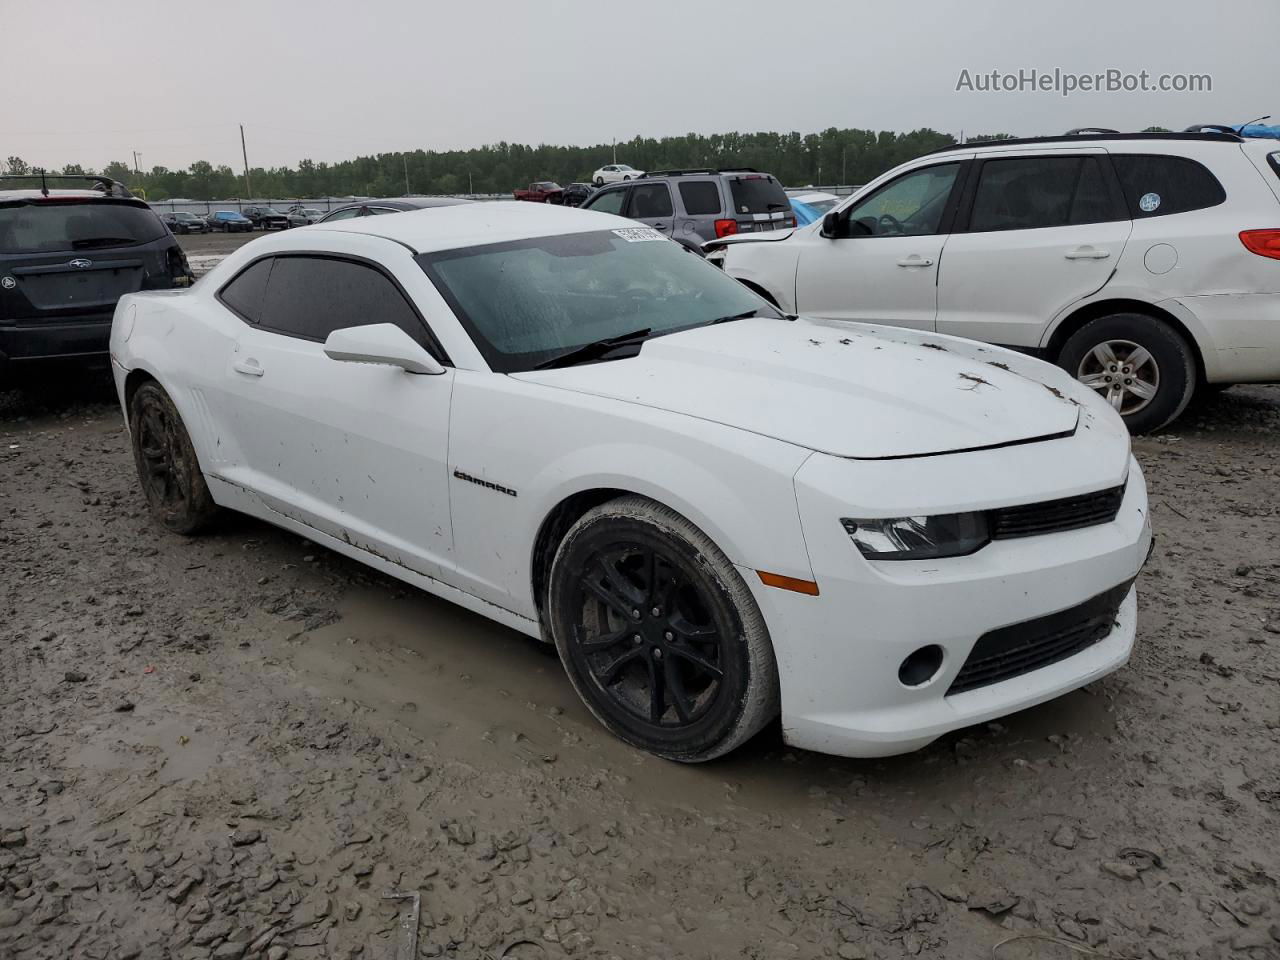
[1076,339,1160,415]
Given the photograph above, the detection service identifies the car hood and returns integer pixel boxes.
[514,318,1095,459]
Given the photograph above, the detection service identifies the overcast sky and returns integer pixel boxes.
[4,0,1274,173]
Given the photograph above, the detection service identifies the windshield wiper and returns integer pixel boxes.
[534,327,653,370]
[709,309,760,325]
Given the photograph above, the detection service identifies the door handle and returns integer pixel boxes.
[1064,247,1111,260]
[232,358,264,377]
[896,256,934,267]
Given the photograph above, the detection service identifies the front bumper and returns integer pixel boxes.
[750,435,1150,758]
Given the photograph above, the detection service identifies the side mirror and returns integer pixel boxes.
[323,323,446,376]
[820,211,840,239]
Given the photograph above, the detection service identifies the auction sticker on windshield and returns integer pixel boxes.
[612,227,667,242]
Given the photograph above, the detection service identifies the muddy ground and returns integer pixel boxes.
[1,378,1278,960]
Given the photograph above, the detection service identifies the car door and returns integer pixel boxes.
[793,159,967,330]
[935,151,1132,347]
[623,182,675,236]
[215,243,456,580]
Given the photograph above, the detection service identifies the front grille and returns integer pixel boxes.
[990,484,1125,540]
[947,579,1133,695]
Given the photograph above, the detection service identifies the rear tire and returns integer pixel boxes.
[1057,313,1196,434]
[594,177,604,186]
[546,496,780,762]
[128,382,219,535]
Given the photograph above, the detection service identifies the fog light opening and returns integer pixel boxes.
[899,645,945,687]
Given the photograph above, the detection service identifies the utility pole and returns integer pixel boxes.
[240,124,252,199]
[132,151,141,176]
[468,171,473,195]
[403,154,410,196]
[612,138,616,164]
[841,148,847,185]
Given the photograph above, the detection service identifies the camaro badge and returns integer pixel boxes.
[453,469,517,497]
[69,258,93,269]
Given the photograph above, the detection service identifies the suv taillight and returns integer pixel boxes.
[168,246,194,286]
[1240,230,1280,260]
[714,219,738,238]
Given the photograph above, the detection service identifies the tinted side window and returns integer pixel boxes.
[322,208,361,221]
[259,256,430,349]
[969,156,1118,232]
[585,188,627,216]
[678,181,722,216]
[218,258,274,323]
[626,183,674,219]
[1111,154,1225,217]
[1269,152,1280,181]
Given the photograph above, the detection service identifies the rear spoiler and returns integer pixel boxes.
[0,172,134,198]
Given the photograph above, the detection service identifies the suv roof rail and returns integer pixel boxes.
[1183,123,1240,135]
[0,172,134,198]
[929,130,1246,154]
[1065,127,1120,135]
[641,167,762,178]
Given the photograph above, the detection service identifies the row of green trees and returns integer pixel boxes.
[5,127,1023,201]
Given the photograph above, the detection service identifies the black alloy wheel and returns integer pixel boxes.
[548,497,779,761]
[128,382,219,534]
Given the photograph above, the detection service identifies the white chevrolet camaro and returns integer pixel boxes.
[110,202,1152,762]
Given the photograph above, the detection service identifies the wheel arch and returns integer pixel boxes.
[529,487,633,639]
[1044,298,1208,384]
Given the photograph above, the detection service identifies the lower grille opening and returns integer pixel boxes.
[948,579,1133,695]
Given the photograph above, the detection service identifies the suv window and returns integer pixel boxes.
[218,258,274,322]
[968,156,1119,232]
[585,188,626,216]
[626,183,673,219]
[842,163,960,238]
[678,181,721,216]
[727,175,789,216]
[1111,154,1225,218]
[0,200,167,253]
[257,256,432,349]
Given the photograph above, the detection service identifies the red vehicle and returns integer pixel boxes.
[513,181,564,203]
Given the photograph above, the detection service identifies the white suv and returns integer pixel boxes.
[707,132,1280,433]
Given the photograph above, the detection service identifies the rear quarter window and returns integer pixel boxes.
[1110,154,1226,218]
[678,181,722,216]
[217,257,274,323]
[0,201,167,254]
[1268,152,1280,181]
[728,176,789,216]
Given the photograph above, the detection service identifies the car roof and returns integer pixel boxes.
[312,200,638,253]
[930,131,1246,156]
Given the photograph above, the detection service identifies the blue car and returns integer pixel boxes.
[206,210,254,233]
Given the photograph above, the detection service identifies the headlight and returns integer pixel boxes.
[840,513,990,560]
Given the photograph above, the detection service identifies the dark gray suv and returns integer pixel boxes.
[580,169,796,252]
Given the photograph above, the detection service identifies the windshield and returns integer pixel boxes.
[0,200,167,253]
[418,229,781,373]
[260,207,283,215]
[728,175,789,215]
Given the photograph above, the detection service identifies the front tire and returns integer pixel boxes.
[547,496,779,762]
[594,177,604,186]
[128,382,219,534]
[1057,313,1196,434]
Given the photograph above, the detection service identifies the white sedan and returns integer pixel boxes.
[592,163,644,185]
[110,202,1151,761]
